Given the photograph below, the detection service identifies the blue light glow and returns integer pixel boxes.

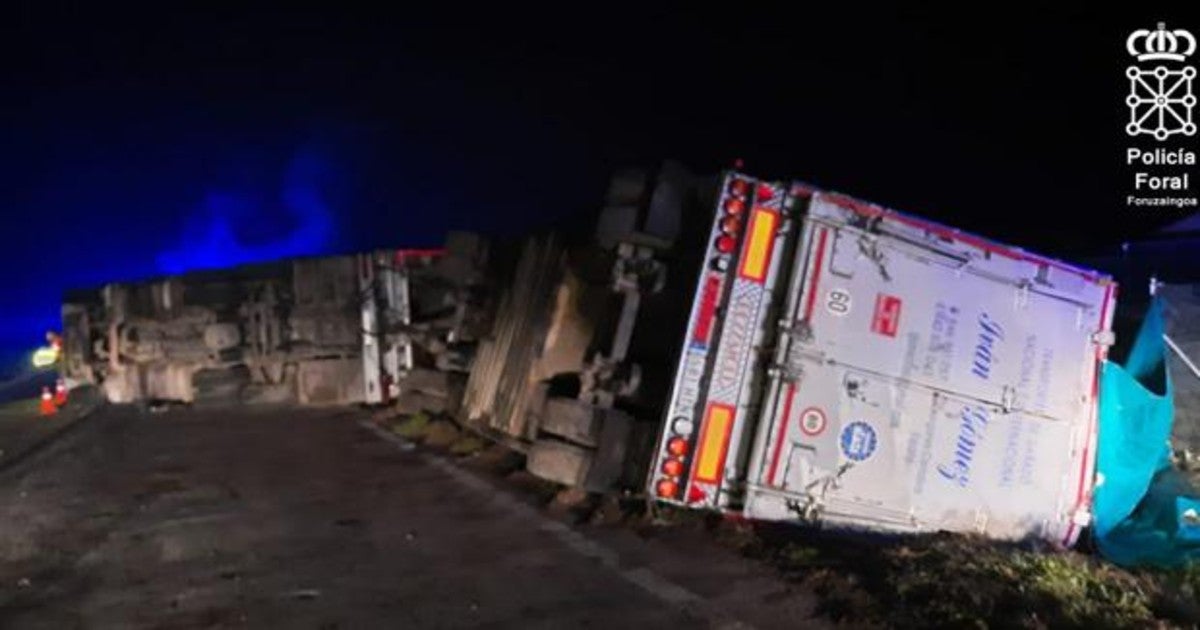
[0,143,345,379]
[156,149,337,274]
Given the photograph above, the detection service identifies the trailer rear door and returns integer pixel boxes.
[743,192,1116,545]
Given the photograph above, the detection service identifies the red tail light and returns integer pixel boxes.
[724,197,746,216]
[756,183,775,202]
[716,235,736,254]
[721,216,741,234]
[662,458,684,477]
[728,178,749,197]
[656,479,679,498]
[667,437,689,457]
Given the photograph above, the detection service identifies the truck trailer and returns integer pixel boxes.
[645,175,1115,546]
[447,166,1116,545]
[59,164,1119,546]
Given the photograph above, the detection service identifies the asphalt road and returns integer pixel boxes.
[0,404,823,629]
[0,386,102,473]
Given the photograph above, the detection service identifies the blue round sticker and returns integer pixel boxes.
[840,421,877,462]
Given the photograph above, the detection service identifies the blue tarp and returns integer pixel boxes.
[1094,297,1200,567]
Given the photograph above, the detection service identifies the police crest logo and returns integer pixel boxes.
[1125,23,1197,140]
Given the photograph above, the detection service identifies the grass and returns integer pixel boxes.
[638,504,1199,629]
[422,420,462,448]
[870,537,1154,628]
[448,435,487,456]
[389,411,430,439]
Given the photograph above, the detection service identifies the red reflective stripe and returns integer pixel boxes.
[801,229,829,322]
[394,248,446,264]
[767,383,798,486]
[1096,283,1114,365]
[692,275,722,345]
[1062,282,1116,546]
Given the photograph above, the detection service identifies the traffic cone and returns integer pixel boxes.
[39,387,57,417]
[54,378,68,407]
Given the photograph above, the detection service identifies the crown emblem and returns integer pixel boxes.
[1127,23,1196,62]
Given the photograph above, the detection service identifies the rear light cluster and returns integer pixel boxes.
[714,177,751,260]
[656,175,756,500]
[655,436,691,498]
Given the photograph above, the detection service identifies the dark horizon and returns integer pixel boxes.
[1,7,1196,363]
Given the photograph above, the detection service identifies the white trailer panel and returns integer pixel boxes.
[743,191,1116,546]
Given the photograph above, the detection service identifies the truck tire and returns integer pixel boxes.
[528,407,632,492]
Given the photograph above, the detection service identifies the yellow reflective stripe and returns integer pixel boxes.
[693,403,734,483]
[738,209,777,282]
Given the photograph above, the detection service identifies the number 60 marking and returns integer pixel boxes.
[826,288,852,316]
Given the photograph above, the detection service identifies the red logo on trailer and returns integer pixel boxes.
[871,293,902,337]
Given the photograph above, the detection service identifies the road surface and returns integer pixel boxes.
[0,385,101,473]
[0,404,822,628]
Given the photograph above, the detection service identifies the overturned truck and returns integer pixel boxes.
[62,164,1119,545]
[61,234,488,407]
[458,167,1116,545]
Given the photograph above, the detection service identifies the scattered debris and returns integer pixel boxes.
[589,493,628,527]
[133,475,186,501]
[392,391,450,416]
[448,434,486,456]
[464,444,525,476]
[370,407,396,424]
[422,420,461,449]
[547,487,595,522]
[288,589,321,601]
[389,412,430,439]
[504,470,561,505]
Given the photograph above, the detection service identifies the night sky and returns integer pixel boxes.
[0,7,1195,368]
